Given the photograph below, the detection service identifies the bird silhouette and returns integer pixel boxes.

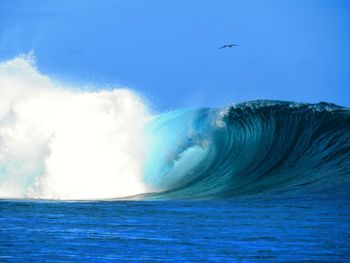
[220,44,239,49]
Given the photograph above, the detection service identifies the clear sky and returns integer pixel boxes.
[0,0,349,111]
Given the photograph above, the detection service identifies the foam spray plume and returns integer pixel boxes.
[0,55,151,200]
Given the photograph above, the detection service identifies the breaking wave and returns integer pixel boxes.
[0,55,349,200]
[144,101,350,199]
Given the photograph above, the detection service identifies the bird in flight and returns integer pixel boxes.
[219,44,239,49]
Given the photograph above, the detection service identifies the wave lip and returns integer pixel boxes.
[144,100,350,199]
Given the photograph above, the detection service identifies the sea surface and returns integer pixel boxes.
[1,74,350,262]
[1,193,350,262]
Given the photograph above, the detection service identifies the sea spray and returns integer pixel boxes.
[0,54,151,200]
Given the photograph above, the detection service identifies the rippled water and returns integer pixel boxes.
[1,194,349,262]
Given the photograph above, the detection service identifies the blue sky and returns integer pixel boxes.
[0,0,349,111]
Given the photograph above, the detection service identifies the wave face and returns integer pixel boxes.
[144,101,350,199]
[0,55,150,200]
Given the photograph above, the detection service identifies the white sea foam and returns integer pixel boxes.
[0,54,151,200]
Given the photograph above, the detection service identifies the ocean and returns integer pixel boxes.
[1,194,350,262]
[1,57,350,261]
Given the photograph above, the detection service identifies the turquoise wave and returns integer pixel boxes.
[144,100,350,199]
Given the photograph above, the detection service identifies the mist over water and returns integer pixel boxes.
[0,55,151,200]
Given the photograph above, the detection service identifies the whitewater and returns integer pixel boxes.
[0,55,349,201]
[0,55,151,200]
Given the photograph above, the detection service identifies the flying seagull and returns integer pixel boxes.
[220,44,239,49]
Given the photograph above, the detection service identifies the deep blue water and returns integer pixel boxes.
[1,194,350,262]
